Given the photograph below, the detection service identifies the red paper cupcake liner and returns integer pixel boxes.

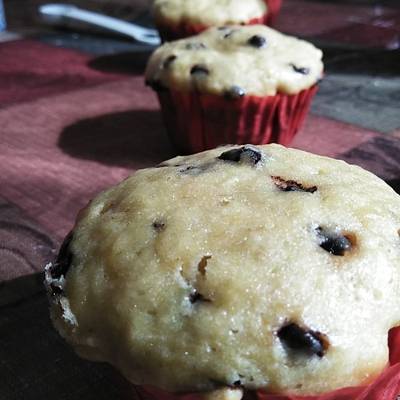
[265,0,282,25]
[156,86,318,154]
[156,0,282,41]
[134,327,400,400]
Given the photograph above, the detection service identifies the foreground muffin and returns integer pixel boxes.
[145,25,323,153]
[153,0,282,41]
[45,144,400,397]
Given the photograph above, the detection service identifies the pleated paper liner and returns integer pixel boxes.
[156,85,318,154]
[155,0,282,42]
[133,327,400,400]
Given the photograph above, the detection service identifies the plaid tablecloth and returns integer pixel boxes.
[1,1,400,398]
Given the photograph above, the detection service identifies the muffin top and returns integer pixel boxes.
[145,25,323,97]
[153,0,267,27]
[46,144,400,396]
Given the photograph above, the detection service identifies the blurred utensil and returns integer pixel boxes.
[0,0,6,32]
[39,3,160,46]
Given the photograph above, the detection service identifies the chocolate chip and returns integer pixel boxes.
[290,63,310,75]
[185,42,207,50]
[316,227,353,256]
[271,176,317,193]
[51,231,74,280]
[162,55,177,69]
[190,65,210,76]
[224,85,246,100]
[145,79,167,92]
[248,35,267,48]
[189,290,210,304]
[232,380,242,386]
[278,323,328,358]
[218,146,262,165]
[152,221,166,231]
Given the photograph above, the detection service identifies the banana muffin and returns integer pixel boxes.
[145,25,323,153]
[45,144,400,396]
[153,0,282,41]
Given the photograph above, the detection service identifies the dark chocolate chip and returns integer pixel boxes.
[190,65,210,76]
[316,227,352,256]
[152,221,166,231]
[271,176,317,193]
[248,35,267,48]
[232,380,242,386]
[290,63,310,75]
[218,146,262,165]
[145,79,167,92]
[163,55,177,69]
[278,323,328,358]
[224,85,246,100]
[185,42,207,50]
[51,231,74,280]
[189,290,210,304]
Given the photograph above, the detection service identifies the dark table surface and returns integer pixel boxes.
[1,1,400,399]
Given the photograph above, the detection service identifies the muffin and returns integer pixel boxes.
[153,0,282,42]
[45,144,400,398]
[145,25,323,154]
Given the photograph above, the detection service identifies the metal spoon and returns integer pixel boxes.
[39,3,161,46]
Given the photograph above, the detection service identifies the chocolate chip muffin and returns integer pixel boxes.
[145,25,323,153]
[153,0,281,41]
[45,144,400,396]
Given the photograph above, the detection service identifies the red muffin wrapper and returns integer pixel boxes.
[156,85,318,154]
[156,0,282,41]
[134,327,400,400]
[264,0,282,25]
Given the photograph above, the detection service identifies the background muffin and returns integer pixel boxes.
[145,25,323,153]
[46,144,400,397]
[153,0,282,41]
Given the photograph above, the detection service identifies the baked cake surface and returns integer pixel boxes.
[145,25,323,97]
[153,0,267,27]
